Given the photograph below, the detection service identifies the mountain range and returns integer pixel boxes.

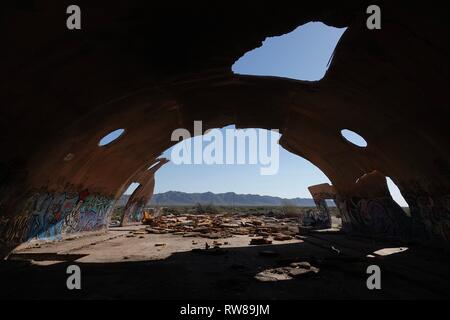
[118,191,335,207]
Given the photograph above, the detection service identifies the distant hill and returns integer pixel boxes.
[118,191,335,207]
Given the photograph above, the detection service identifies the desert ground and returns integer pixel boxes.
[1,210,449,300]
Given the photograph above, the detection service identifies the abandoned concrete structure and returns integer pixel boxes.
[307,183,335,229]
[1,1,449,258]
[120,158,168,226]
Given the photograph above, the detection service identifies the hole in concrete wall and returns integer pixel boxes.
[98,128,125,146]
[327,199,341,229]
[146,125,340,230]
[110,182,141,227]
[386,177,410,215]
[148,161,160,171]
[124,182,140,195]
[154,125,332,200]
[232,22,347,81]
[340,129,368,148]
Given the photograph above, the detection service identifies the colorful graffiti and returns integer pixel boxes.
[121,200,145,225]
[302,200,332,229]
[339,197,411,239]
[75,195,113,232]
[0,214,30,244]
[26,192,81,240]
[0,190,115,245]
[307,184,335,230]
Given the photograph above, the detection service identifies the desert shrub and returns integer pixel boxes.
[161,206,183,215]
[193,202,218,214]
[281,201,302,217]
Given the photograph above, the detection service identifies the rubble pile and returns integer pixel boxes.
[143,213,300,242]
[255,262,320,282]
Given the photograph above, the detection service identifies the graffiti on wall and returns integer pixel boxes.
[301,200,332,229]
[121,201,145,225]
[0,214,30,244]
[75,195,114,232]
[26,192,81,240]
[307,184,335,229]
[63,195,114,233]
[339,197,411,239]
[408,194,450,241]
[336,193,450,242]
[0,190,115,245]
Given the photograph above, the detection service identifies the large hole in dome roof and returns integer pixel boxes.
[232,22,347,81]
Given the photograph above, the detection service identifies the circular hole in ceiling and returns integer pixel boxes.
[98,128,125,147]
[341,129,368,148]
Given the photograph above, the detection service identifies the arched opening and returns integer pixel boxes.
[123,182,141,195]
[110,182,141,227]
[148,125,341,231]
[386,177,410,216]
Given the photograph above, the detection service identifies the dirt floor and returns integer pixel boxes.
[1,220,450,300]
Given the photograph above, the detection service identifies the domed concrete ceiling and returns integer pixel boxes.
[0,1,449,257]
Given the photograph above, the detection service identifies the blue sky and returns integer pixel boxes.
[154,125,330,199]
[232,22,346,80]
[124,22,408,206]
[152,22,343,199]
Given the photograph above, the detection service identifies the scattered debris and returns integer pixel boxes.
[155,243,166,247]
[255,267,292,282]
[255,262,319,282]
[273,234,293,241]
[145,228,169,234]
[200,232,225,239]
[290,261,311,269]
[331,246,341,255]
[138,213,301,241]
[183,232,202,238]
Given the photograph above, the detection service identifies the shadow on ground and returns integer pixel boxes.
[1,234,450,300]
